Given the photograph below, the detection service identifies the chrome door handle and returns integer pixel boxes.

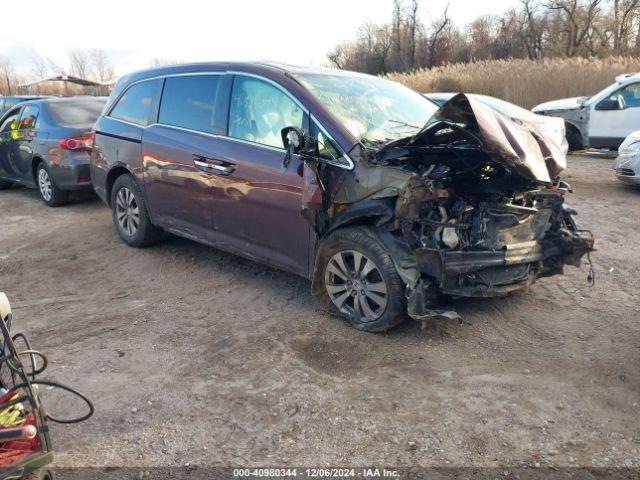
[193,158,236,175]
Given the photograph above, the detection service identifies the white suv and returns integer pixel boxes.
[533,73,640,150]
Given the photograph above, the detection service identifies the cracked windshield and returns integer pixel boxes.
[296,73,438,146]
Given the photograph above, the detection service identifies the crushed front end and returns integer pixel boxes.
[307,94,594,322]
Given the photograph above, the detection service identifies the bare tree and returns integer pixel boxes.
[327,45,346,69]
[0,56,16,95]
[545,0,603,56]
[90,49,115,82]
[612,0,640,52]
[392,0,404,69]
[325,0,640,75]
[427,4,451,67]
[407,0,420,69]
[31,55,50,80]
[518,0,546,59]
[68,49,91,79]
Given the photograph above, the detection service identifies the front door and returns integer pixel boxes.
[589,82,640,146]
[211,74,311,277]
[0,107,22,181]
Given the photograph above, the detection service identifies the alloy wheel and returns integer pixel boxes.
[38,169,52,202]
[115,187,140,237]
[324,250,388,323]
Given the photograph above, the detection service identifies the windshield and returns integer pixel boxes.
[49,99,107,127]
[296,73,439,145]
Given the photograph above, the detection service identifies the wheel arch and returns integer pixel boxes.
[31,155,45,182]
[565,121,585,150]
[105,165,135,207]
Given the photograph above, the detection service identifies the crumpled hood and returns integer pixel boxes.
[532,96,587,113]
[400,93,567,183]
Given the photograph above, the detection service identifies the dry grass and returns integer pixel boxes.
[387,56,640,109]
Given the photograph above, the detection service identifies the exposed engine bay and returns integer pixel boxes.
[294,94,594,322]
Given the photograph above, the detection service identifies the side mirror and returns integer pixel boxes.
[595,98,622,111]
[281,126,308,153]
[280,126,309,173]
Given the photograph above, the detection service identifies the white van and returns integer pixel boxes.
[533,73,640,150]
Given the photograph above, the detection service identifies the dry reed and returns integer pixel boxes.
[387,56,640,109]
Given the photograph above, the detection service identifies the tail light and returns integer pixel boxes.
[60,135,93,151]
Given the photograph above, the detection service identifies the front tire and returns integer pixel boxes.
[110,174,162,247]
[566,124,583,151]
[37,163,68,207]
[0,179,12,190]
[312,227,406,332]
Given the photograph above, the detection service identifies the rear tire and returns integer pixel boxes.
[0,179,12,190]
[37,163,68,207]
[312,227,406,332]
[110,174,162,247]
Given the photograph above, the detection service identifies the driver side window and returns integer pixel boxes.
[608,83,640,108]
[228,76,304,149]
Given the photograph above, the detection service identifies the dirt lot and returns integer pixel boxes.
[0,154,638,470]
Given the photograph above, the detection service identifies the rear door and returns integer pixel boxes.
[142,73,230,242]
[0,107,22,181]
[209,74,311,277]
[93,78,162,202]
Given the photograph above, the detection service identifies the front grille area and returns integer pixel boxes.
[617,168,636,177]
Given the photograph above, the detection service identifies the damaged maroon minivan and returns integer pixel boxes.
[90,62,594,332]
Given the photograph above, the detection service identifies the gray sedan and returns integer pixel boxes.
[0,97,106,206]
[613,131,640,185]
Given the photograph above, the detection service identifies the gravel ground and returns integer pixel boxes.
[0,154,638,470]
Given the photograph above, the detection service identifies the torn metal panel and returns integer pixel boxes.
[297,93,594,326]
[331,160,413,204]
[380,93,567,183]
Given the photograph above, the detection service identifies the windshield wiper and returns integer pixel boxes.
[388,119,421,130]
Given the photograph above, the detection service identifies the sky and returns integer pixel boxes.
[1,0,520,78]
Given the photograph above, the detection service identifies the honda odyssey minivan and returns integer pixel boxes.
[91,62,593,332]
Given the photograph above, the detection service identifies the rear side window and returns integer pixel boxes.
[229,76,304,149]
[159,75,220,133]
[109,80,159,126]
[18,105,39,130]
[49,100,106,127]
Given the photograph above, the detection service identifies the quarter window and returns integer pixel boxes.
[229,76,304,149]
[110,80,160,126]
[159,75,220,133]
[19,105,39,130]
